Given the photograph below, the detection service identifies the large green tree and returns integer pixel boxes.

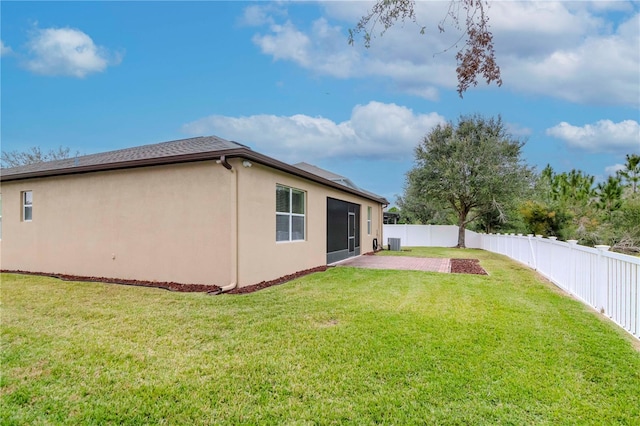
[403,115,531,247]
[397,186,453,225]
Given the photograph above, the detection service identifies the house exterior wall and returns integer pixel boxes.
[234,161,384,286]
[0,158,384,288]
[0,161,235,286]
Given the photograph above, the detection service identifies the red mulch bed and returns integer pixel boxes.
[450,258,488,275]
[3,259,485,296]
[3,266,328,295]
[1,270,221,293]
[226,266,327,294]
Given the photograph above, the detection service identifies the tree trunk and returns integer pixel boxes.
[457,212,466,248]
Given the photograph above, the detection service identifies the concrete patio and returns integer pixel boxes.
[335,255,451,273]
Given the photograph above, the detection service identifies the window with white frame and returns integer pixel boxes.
[367,206,372,235]
[23,191,33,221]
[276,185,305,242]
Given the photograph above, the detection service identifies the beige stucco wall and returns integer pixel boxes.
[0,158,384,288]
[234,160,384,286]
[0,161,235,286]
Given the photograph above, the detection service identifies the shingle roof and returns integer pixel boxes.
[1,136,244,178]
[1,135,388,204]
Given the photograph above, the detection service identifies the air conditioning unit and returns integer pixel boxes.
[388,238,401,251]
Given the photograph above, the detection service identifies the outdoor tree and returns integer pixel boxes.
[551,169,596,208]
[518,166,573,239]
[617,153,640,194]
[540,167,601,241]
[397,187,453,225]
[519,201,566,237]
[595,176,623,219]
[610,196,640,253]
[403,115,531,247]
[1,146,78,168]
[349,0,501,96]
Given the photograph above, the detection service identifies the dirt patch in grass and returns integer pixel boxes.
[450,258,488,275]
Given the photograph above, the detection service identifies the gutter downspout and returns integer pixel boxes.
[380,203,386,251]
[215,155,238,293]
[218,155,232,170]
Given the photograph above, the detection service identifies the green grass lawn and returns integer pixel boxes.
[2,248,639,425]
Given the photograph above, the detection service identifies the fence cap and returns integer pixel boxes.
[594,245,611,251]
[567,239,579,245]
[548,236,558,240]
[536,234,543,238]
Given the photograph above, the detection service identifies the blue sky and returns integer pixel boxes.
[2,1,639,205]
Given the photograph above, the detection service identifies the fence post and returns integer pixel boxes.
[547,237,558,283]
[567,240,578,295]
[595,245,610,314]
[510,233,515,258]
[535,235,543,271]
[527,234,535,269]
[403,224,409,247]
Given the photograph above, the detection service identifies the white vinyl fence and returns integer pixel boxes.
[383,224,482,249]
[383,225,640,340]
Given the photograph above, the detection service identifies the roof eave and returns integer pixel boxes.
[0,148,248,183]
[0,147,389,205]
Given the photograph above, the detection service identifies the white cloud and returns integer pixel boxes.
[247,2,639,106]
[505,122,533,137]
[546,119,640,153]
[253,17,360,78]
[503,11,639,106]
[605,163,626,176]
[25,27,122,77]
[0,40,12,56]
[250,2,455,96]
[491,1,602,57]
[253,21,313,68]
[182,101,446,162]
[238,4,285,27]
[403,86,440,102]
[583,1,635,13]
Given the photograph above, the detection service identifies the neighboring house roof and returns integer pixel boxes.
[1,135,389,205]
[293,162,361,191]
[293,162,387,202]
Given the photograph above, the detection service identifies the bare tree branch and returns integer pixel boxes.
[349,0,502,97]
[1,146,79,168]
